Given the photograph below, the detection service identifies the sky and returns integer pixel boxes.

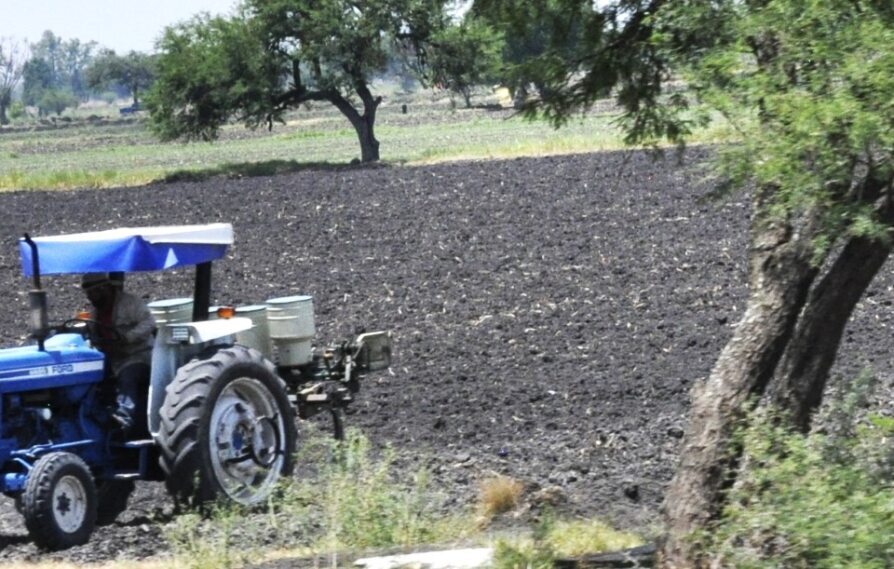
[3,0,239,53]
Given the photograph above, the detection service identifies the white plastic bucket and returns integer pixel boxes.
[274,340,313,368]
[266,295,315,366]
[235,305,272,360]
[148,298,193,325]
[266,295,315,339]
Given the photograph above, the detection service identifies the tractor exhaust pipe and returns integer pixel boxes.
[22,234,48,351]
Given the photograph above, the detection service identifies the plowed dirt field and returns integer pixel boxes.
[0,150,891,563]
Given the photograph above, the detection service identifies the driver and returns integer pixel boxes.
[81,273,156,435]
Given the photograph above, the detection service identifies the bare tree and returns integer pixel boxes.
[0,38,27,125]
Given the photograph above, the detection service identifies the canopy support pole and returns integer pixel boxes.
[193,262,212,322]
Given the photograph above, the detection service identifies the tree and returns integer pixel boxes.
[87,50,156,106]
[148,0,448,163]
[470,0,581,108]
[0,38,26,125]
[475,0,894,567]
[427,17,504,108]
[22,57,54,106]
[37,89,78,117]
[30,31,97,99]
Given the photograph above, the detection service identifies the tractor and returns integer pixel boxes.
[0,223,391,549]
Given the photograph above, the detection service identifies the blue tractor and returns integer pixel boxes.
[0,224,391,549]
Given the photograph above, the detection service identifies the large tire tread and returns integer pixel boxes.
[22,452,96,550]
[157,345,294,506]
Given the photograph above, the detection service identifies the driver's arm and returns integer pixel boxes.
[117,294,156,344]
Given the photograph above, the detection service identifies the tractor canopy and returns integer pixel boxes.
[19,224,233,276]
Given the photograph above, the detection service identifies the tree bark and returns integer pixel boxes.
[354,116,380,163]
[328,85,381,163]
[513,83,528,110]
[0,91,9,125]
[659,193,821,568]
[771,232,892,431]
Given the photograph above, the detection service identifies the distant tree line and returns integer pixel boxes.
[0,4,564,132]
[0,30,157,122]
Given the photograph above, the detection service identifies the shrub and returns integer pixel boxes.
[478,475,524,518]
[307,430,467,551]
[8,101,25,120]
[706,373,894,568]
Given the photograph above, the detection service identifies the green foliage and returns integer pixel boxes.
[471,0,583,98]
[148,0,450,161]
[166,429,472,567]
[8,100,25,120]
[427,17,504,107]
[493,513,557,569]
[37,89,78,116]
[148,13,269,142]
[22,57,54,106]
[294,429,465,551]
[479,0,894,247]
[661,0,894,243]
[86,50,155,105]
[167,503,255,569]
[705,376,894,568]
[28,30,97,99]
[493,514,643,569]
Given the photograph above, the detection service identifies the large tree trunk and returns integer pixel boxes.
[658,192,822,568]
[772,229,892,431]
[354,116,380,163]
[329,83,381,163]
[0,91,9,125]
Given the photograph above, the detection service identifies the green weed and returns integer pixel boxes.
[166,503,256,569]
[492,514,644,569]
[165,428,475,569]
[704,372,894,568]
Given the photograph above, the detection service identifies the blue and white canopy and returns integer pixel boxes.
[19,223,234,276]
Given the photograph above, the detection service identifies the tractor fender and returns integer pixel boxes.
[147,318,254,437]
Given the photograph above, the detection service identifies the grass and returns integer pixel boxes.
[492,516,645,569]
[0,93,737,192]
[163,428,644,569]
[0,427,642,569]
[166,428,477,569]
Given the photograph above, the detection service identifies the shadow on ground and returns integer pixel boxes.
[163,159,387,183]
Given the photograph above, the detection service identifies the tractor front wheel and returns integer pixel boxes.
[22,452,97,550]
[158,345,296,507]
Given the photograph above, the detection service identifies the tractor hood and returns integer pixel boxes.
[19,223,233,276]
[0,334,104,393]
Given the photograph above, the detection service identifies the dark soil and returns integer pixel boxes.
[0,149,891,563]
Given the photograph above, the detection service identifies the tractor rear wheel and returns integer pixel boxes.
[157,345,296,507]
[22,452,97,550]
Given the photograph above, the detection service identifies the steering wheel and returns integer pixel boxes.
[54,318,94,336]
[54,318,124,343]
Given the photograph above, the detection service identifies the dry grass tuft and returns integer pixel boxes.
[478,475,525,518]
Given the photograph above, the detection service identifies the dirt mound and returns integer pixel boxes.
[0,149,889,563]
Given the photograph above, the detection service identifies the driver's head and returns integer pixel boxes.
[81,273,120,308]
